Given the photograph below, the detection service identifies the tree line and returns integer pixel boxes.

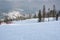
[38,5,60,22]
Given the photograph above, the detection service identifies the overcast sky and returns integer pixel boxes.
[0,0,60,13]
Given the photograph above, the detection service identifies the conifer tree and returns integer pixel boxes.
[34,14,36,18]
[38,10,41,22]
[53,5,56,17]
[56,13,58,21]
[43,5,46,21]
[48,8,50,21]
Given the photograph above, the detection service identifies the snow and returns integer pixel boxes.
[6,11,24,19]
[13,17,57,24]
[0,18,60,40]
[13,18,38,24]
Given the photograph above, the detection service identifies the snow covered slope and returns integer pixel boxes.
[0,20,60,40]
[13,18,38,24]
[13,17,59,24]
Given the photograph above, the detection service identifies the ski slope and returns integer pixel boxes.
[0,18,60,40]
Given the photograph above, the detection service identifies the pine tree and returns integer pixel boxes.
[33,14,36,18]
[43,5,46,21]
[48,8,50,21]
[58,11,60,17]
[38,10,41,22]
[56,13,58,21]
[53,5,56,17]
[0,20,1,24]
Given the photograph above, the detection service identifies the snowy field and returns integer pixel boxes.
[0,18,60,40]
